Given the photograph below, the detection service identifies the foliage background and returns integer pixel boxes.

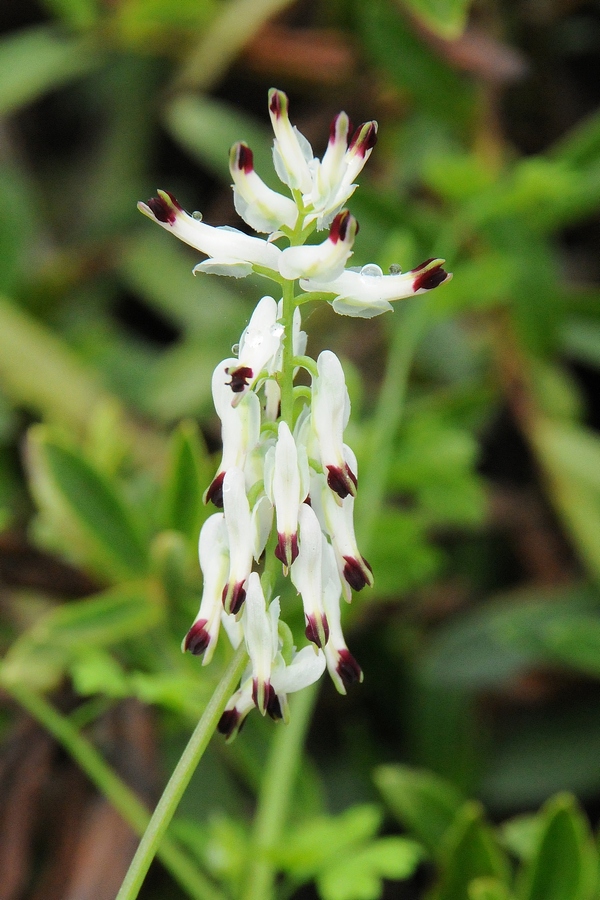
[2,0,600,898]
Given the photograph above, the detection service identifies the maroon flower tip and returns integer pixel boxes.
[205,471,225,508]
[266,685,283,721]
[274,532,299,568]
[184,619,211,655]
[326,464,357,499]
[217,708,242,739]
[412,264,449,293]
[329,210,351,244]
[349,122,378,155]
[337,649,363,689]
[329,112,348,146]
[342,555,374,591]
[237,143,254,174]
[146,191,181,224]
[222,581,247,616]
[226,365,254,393]
[305,613,330,649]
[269,90,283,118]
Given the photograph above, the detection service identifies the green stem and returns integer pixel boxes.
[244,683,319,900]
[6,682,221,900]
[356,298,430,554]
[116,644,249,900]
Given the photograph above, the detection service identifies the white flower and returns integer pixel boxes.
[264,421,309,569]
[137,190,281,277]
[268,88,314,194]
[230,142,298,233]
[218,643,326,740]
[183,514,230,663]
[311,350,356,500]
[291,503,329,649]
[321,538,363,694]
[221,467,254,615]
[225,296,284,404]
[312,451,373,602]
[306,115,378,229]
[301,259,452,318]
[242,574,278,714]
[205,360,261,507]
[279,210,358,282]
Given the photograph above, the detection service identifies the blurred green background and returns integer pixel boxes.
[2,0,600,898]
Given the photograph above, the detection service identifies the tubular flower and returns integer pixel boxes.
[301,259,452,318]
[230,142,298,233]
[137,190,281,277]
[311,350,356,500]
[183,514,230,664]
[139,87,451,737]
[265,421,308,569]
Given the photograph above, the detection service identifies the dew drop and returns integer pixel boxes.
[231,342,240,355]
[192,211,203,221]
[388,264,402,275]
[360,263,383,278]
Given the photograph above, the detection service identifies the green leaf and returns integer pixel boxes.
[275,805,382,881]
[1,582,161,691]
[0,26,100,115]
[164,93,276,186]
[318,837,423,900]
[28,427,149,581]
[40,0,99,29]
[469,878,513,900]
[399,0,472,39]
[499,814,543,862]
[70,648,130,697]
[432,802,509,900]
[374,765,464,857]
[160,421,211,542]
[518,794,597,900]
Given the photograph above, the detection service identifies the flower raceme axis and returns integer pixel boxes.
[139,89,451,738]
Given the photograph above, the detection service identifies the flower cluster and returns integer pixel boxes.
[138,89,451,739]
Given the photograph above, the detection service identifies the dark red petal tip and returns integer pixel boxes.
[342,555,374,591]
[222,581,247,616]
[146,191,181,224]
[217,708,242,739]
[237,143,254,174]
[326,464,357,499]
[411,258,435,273]
[184,619,211,655]
[269,90,284,117]
[413,264,449,293]
[337,649,363,689]
[266,685,283,721]
[205,471,225,508]
[350,122,378,155]
[305,613,330,649]
[226,365,254,393]
[274,532,299,568]
[329,210,351,244]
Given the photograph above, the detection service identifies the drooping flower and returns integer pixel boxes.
[183,514,230,663]
[311,350,356,500]
[221,467,254,615]
[291,503,330,649]
[264,421,308,569]
[224,296,284,403]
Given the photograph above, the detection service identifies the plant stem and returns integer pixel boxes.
[115,643,248,900]
[244,682,319,900]
[357,298,430,554]
[6,682,221,900]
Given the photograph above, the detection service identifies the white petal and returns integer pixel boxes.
[271,646,326,694]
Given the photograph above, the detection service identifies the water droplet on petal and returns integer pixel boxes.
[192,211,203,221]
[270,324,284,339]
[388,264,402,275]
[360,264,383,278]
[231,342,240,355]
